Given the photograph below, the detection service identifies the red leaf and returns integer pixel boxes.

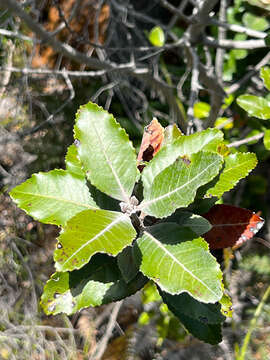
[202,204,264,250]
[137,118,164,170]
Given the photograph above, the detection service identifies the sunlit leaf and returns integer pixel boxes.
[141,151,223,218]
[219,293,233,318]
[135,223,223,303]
[194,102,210,119]
[74,102,139,202]
[54,209,136,272]
[163,124,182,146]
[9,170,97,226]
[206,152,257,198]
[260,67,270,91]
[243,12,269,31]
[65,144,85,178]
[41,254,147,315]
[214,117,233,130]
[237,95,270,119]
[264,129,270,150]
[142,129,224,191]
[149,26,165,47]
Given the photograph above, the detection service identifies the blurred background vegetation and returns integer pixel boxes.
[0,0,270,359]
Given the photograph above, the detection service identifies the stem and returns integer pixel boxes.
[227,133,264,148]
[237,284,270,360]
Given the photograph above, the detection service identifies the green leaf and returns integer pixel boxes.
[135,223,223,303]
[163,124,182,146]
[219,293,233,318]
[54,209,136,272]
[206,152,257,198]
[167,210,212,236]
[242,12,269,31]
[160,291,225,325]
[148,26,165,47]
[140,151,223,218]
[65,144,85,177]
[194,102,210,119]
[237,95,270,119]
[41,253,147,315]
[215,117,233,130]
[142,129,224,191]
[74,102,139,202]
[264,129,270,150]
[9,170,97,226]
[260,67,270,91]
[117,246,140,283]
[163,303,223,344]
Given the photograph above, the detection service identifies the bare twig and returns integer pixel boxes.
[227,132,264,148]
[227,51,270,94]
[0,28,33,41]
[209,19,267,39]
[215,0,226,83]
[187,47,200,134]
[205,36,268,50]
[92,301,123,360]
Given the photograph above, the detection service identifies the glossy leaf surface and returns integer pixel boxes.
[142,128,224,190]
[65,144,85,178]
[206,152,257,198]
[148,26,165,47]
[141,151,223,218]
[41,254,147,315]
[74,102,139,202]
[237,95,270,120]
[135,223,223,303]
[54,209,136,272]
[9,170,97,226]
[264,129,270,150]
[260,67,270,91]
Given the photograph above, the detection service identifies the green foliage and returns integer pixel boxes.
[242,12,269,31]
[9,170,97,226]
[10,102,259,345]
[135,224,223,303]
[260,67,270,91]
[206,153,257,198]
[237,95,270,120]
[148,26,165,47]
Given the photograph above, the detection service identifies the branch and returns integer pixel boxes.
[227,132,264,148]
[0,28,34,41]
[227,51,270,94]
[0,66,107,77]
[204,36,268,49]
[93,301,123,360]
[187,47,200,134]
[0,0,118,71]
[215,0,226,83]
[209,19,267,39]
[160,0,190,23]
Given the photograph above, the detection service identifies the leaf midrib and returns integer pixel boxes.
[12,190,95,209]
[145,232,220,298]
[141,157,221,208]
[59,214,127,269]
[91,118,130,203]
